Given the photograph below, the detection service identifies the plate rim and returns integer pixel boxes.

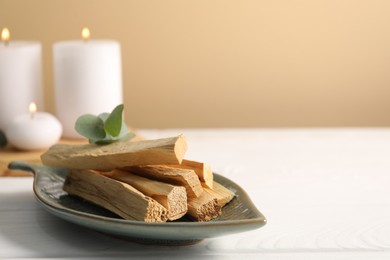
[9,161,267,240]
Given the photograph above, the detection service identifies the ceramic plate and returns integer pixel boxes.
[9,161,266,245]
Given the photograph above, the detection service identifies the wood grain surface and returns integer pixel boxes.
[0,139,87,177]
[1,128,390,259]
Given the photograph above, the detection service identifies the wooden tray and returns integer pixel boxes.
[0,139,87,177]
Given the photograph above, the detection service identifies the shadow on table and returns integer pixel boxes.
[0,192,225,259]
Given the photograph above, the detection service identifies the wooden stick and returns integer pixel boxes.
[63,169,168,222]
[41,135,187,170]
[204,181,235,207]
[100,170,187,221]
[127,165,203,198]
[187,192,221,222]
[168,160,214,189]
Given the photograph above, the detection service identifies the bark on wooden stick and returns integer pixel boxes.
[41,135,187,170]
[101,169,188,221]
[63,169,168,222]
[127,165,203,198]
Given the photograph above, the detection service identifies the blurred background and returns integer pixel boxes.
[1,0,390,128]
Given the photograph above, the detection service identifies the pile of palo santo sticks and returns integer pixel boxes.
[41,135,235,223]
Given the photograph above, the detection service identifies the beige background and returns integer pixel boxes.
[1,0,390,128]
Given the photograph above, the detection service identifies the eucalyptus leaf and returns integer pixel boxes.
[93,130,135,144]
[0,130,7,148]
[74,104,134,145]
[98,112,110,122]
[75,114,106,140]
[104,104,124,137]
[89,138,112,145]
[118,132,136,142]
[94,139,117,145]
[118,121,129,136]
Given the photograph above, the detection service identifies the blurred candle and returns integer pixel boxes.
[5,102,62,150]
[53,27,123,138]
[0,28,43,131]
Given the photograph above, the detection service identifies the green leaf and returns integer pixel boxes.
[98,112,110,122]
[94,139,117,145]
[0,130,7,148]
[104,104,124,137]
[118,132,136,142]
[118,121,130,137]
[75,114,106,140]
[74,104,134,145]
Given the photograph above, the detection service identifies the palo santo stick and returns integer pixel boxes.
[168,160,214,189]
[204,181,235,207]
[101,170,187,221]
[127,165,203,198]
[41,135,187,170]
[64,169,168,222]
[187,192,221,222]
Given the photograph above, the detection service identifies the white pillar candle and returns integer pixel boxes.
[53,28,123,139]
[0,28,43,132]
[5,102,62,151]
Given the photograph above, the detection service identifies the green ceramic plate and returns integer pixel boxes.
[8,161,266,245]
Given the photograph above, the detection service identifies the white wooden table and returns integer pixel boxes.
[1,128,390,259]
